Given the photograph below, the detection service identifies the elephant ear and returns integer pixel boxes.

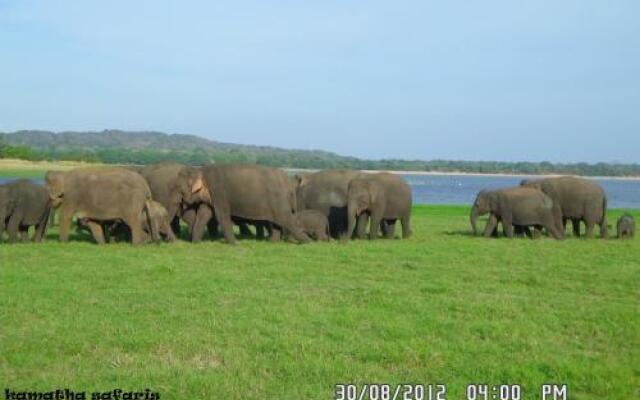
[191,176,204,194]
[191,174,213,204]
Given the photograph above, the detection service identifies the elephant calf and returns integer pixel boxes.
[76,201,175,244]
[617,214,635,239]
[0,179,51,243]
[470,187,564,240]
[296,210,330,241]
[346,173,412,240]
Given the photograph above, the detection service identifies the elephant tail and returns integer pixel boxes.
[599,195,609,238]
[144,200,161,243]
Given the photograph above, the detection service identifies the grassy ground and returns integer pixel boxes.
[0,159,101,178]
[1,206,638,400]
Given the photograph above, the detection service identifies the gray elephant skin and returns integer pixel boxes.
[295,169,364,238]
[296,210,330,241]
[346,172,412,240]
[45,167,159,244]
[0,179,51,243]
[178,164,310,244]
[521,177,608,238]
[470,187,564,240]
[616,214,635,239]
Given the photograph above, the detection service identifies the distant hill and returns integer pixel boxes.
[0,129,338,155]
[1,129,639,177]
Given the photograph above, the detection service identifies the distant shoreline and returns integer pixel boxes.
[288,168,640,181]
[1,159,639,181]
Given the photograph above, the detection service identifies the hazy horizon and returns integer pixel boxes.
[1,1,639,163]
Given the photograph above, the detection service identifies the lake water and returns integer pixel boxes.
[2,174,639,209]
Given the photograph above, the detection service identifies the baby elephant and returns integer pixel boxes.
[617,214,635,239]
[296,210,330,241]
[77,200,175,244]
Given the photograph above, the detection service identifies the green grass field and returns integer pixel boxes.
[1,205,638,400]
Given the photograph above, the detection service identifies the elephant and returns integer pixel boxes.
[616,214,635,239]
[138,162,254,240]
[346,172,412,240]
[0,179,51,243]
[470,187,565,240]
[137,161,196,236]
[295,169,365,238]
[76,200,176,243]
[45,167,159,244]
[521,177,608,238]
[177,164,310,244]
[296,210,330,241]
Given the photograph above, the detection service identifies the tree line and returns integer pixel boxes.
[1,139,639,177]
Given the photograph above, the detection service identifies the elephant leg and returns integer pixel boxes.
[192,204,213,243]
[212,203,235,245]
[368,212,383,240]
[34,209,50,243]
[123,214,144,245]
[355,213,369,239]
[483,214,499,238]
[599,214,609,239]
[383,219,397,239]
[502,214,514,238]
[255,223,265,240]
[270,225,282,242]
[58,206,73,242]
[0,216,6,242]
[401,214,411,239]
[181,208,196,236]
[7,214,22,243]
[86,220,106,245]
[584,219,595,239]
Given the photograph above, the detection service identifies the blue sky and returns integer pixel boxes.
[1,1,638,162]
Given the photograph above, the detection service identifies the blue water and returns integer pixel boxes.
[2,174,639,208]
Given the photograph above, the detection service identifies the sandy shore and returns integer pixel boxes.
[0,158,103,171]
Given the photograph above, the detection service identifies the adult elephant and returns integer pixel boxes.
[138,161,255,239]
[470,187,564,240]
[346,173,412,240]
[521,176,608,238]
[45,167,159,244]
[295,169,364,238]
[177,164,310,244]
[137,161,193,235]
[0,179,51,243]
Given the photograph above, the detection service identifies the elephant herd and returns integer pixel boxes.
[0,163,413,244]
[470,176,635,240]
[1,166,635,245]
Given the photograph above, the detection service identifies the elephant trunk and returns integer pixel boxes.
[470,205,479,235]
